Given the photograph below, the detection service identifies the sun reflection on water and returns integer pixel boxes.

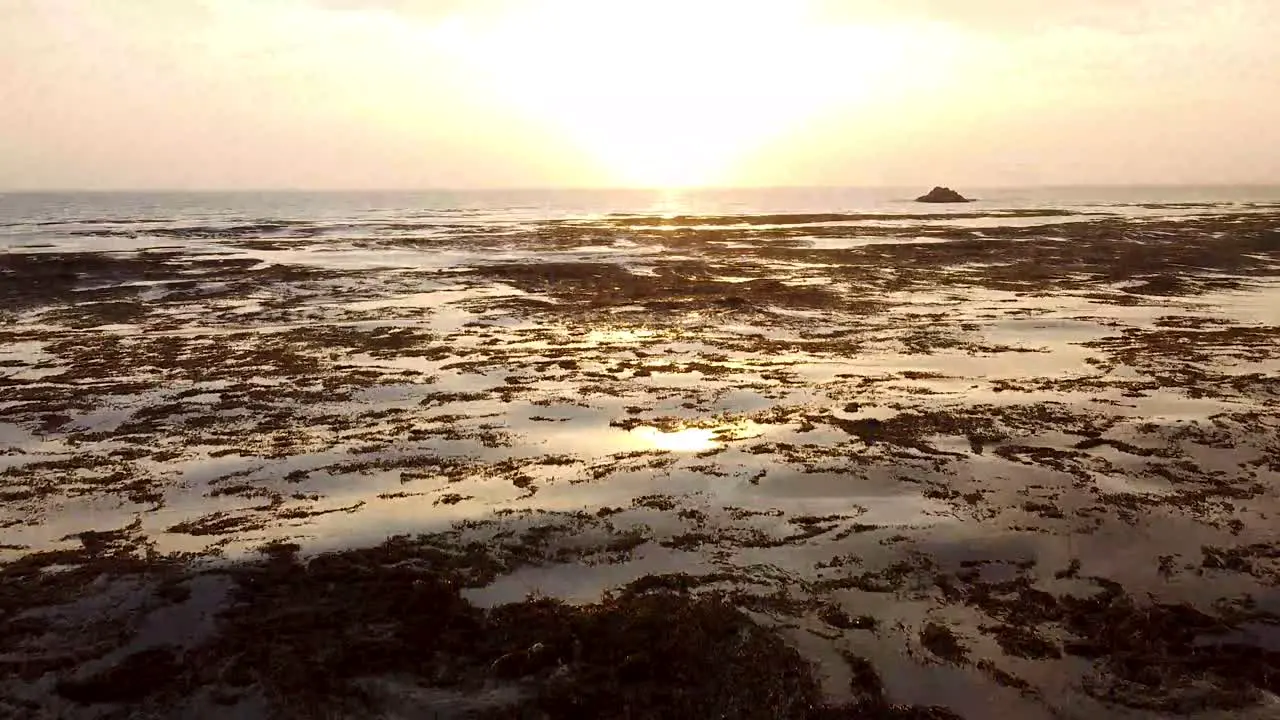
[585,328,659,344]
[629,426,720,453]
[628,420,766,453]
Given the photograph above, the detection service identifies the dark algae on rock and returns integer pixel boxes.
[5,194,1280,718]
[14,539,963,719]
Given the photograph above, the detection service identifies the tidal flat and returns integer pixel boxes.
[3,202,1280,718]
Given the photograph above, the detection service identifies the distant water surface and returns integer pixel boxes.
[4,186,1280,243]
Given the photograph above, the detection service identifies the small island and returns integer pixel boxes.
[916,186,972,203]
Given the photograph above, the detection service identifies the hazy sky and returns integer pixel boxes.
[2,0,1278,189]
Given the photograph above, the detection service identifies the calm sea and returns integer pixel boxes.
[3,186,1280,250]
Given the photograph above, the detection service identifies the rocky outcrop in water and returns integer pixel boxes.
[916,187,971,203]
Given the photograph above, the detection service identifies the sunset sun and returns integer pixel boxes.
[434,0,890,187]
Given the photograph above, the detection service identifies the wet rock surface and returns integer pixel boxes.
[15,539,959,719]
[3,199,1280,717]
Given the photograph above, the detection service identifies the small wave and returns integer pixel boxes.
[591,209,1080,227]
[1103,202,1241,210]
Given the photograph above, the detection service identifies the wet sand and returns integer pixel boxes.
[3,206,1280,718]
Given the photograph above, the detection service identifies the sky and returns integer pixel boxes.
[2,0,1278,190]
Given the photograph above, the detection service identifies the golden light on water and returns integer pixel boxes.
[628,420,766,453]
[630,427,722,453]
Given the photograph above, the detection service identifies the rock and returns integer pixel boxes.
[916,186,971,203]
[920,622,969,663]
[56,647,183,703]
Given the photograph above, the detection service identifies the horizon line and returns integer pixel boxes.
[4,182,1280,194]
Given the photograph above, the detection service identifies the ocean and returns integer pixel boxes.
[6,184,1280,229]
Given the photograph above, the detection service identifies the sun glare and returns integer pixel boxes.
[630,427,722,453]
[435,0,903,188]
[628,420,766,453]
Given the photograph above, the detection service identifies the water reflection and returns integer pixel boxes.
[629,426,719,452]
[627,420,766,453]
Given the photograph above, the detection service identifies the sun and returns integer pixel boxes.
[545,99,768,189]
[435,0,876,188]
